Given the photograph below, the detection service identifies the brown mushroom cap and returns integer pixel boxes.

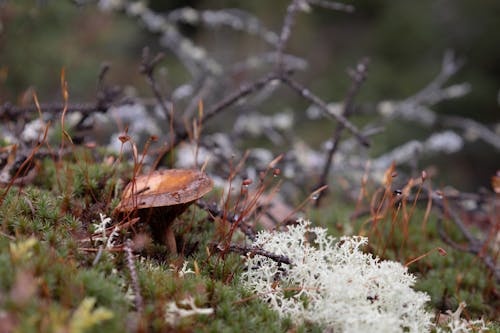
[116,169,213,212]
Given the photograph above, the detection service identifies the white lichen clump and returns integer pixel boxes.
[164,297,214,326]
[92,213,119,249]
[241,219,432,332]
[436,302,488,333]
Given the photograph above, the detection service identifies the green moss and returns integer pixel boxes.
[0,152,498,331]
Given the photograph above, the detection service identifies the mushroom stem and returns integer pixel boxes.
[165,226,177,254]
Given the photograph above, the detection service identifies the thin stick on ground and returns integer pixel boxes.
[124,239,144,313]
[212,242,292,265]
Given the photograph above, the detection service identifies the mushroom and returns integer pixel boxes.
[115,169,213,254]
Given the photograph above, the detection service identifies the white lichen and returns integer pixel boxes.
[241,219,432,332]
[164,297,213,326]
[169,261,195,278]
[92,213,119,249]
[435,302,489,333]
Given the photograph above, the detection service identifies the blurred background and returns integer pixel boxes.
[1,0,499,191]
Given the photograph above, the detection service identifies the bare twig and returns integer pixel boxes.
[97,63,110,92]
[276,0,302,70]
[273,1,368,148]
[314,58,370,205]
[124,239,144,313]
[202,73,278,124]
[434,197,500,284]
[1,65,127,124]
[156,72,284,163]
[281,75,370,147]
[230,52,307,75]
[374,50,499,152]
[409,51,464,106]
[307,0,355,12]
[212,242,292,265]
[140,47,172,122]
[166,7,279,46]
[1,102,109,122]
[443,115,500,151]
[3,0,370,175]
[434,196,477,244]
